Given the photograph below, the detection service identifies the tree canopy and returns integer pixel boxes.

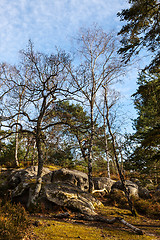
[125,71,160,174]
[118,0,160,72]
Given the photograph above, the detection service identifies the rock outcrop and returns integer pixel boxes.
[4,166,153,215]
[138,186,151,199]
[111,179,151,199]
[8,166,52,189]
[45,182,102,215]
[7,166,101,215]
[111,180,139,198]
[93,177,116,193]
[51,168,89,191]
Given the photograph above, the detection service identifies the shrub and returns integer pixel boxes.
[104,189,129,209]
[133,198,160,219]
[0,201,30,240]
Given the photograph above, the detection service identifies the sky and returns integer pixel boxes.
[0,0,146,133]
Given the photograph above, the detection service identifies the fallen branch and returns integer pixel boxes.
[81,214,143,235]
[117,217,143,235]
[54,212,143,235]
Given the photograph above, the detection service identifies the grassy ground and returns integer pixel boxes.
[24,206,160,240]
[0,166,159,239]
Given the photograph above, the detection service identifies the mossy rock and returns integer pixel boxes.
[45,182,102,215]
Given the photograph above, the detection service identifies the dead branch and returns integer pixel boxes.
[54,212,143,235]
[81,214,143,235]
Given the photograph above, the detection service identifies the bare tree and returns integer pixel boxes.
[66,26,126,192]
[102,85,136,216]
[14,82,28,166]
[0,41,71,205]
[0,63,30,166]
[96,86,121,179]
[103,104,111,179]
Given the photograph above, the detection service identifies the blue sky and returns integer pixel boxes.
[0,0,129,63]
[0,0,146,132]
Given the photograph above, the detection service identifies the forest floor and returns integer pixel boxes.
[23,205,160,240]
[0,166,159,239]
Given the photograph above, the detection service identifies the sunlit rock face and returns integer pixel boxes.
[111,179,151,199]
[6,166,101,215]
[45,182,102,215]
[93,177,116,193]
[111,180,139,198]
[51,168,89,191]
[8,166,52,189]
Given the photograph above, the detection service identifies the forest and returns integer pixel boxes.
[0,0,160,239]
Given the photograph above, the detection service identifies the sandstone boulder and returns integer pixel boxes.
[6,166,102,215]
[138,186,151,199]
[51,168,89,191]
[8,166,52,189]
[7,166,52,205]
[93,177,116,193]
[112,180,138,190]
[111,179,152,199]
[111,180,139,198]
[130,178,143,188]
[45,182,102,215]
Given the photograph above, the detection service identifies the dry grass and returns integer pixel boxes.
[27,205,160,240]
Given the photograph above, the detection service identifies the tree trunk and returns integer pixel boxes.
[31,140,36,166]
[88,101,94,193]
[88,150,93,193]
[29,129,44,205]
[78,215,143,235]
[15,89,24,167]
[104,86,136,216]
[77,137,88,164]
[119,149,124,173]
[104,118,110,178]
[15,122,19,167]
[55,213,143,235]
[29,95,47,205]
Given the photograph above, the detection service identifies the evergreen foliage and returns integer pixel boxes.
[125,71,160,174]
[47,143,75,168]
[118,0,160,72]
[0,138,26,167]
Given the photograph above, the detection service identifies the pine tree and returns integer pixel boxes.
[118,0,160,72]
[125,71,160,176]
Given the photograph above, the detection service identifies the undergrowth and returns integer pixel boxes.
[102,190,160,219]
[0,201,30,240]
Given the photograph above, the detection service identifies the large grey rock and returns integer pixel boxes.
[11,181,31,205]
[8,166,52,189]
[138,186,151,199]
[128,186,139,198]
[130,178,152,198]
[51,168,89,191]
[93,177,116,193]
[130,178,143,188]
[45,182,102,215]
[8,166,52,205]
[111,180,139,198]
[6,166,102,215]
[111,179,152,199]
[112,180,138,190]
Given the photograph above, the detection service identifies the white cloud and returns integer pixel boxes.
[0,0,128,63]
[0,0,139,132]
